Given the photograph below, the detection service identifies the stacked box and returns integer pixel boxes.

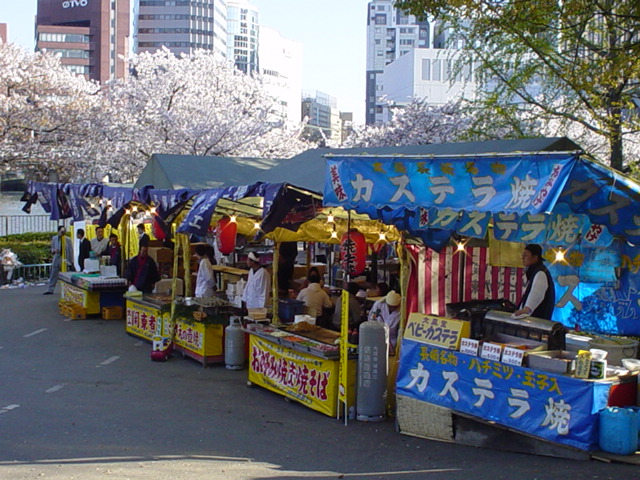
[102,306,123,320]
[68,304,87,320]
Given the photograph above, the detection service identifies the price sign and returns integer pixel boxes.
[480,342,502,361]
[501,346,524,366]
[460,338,479,356]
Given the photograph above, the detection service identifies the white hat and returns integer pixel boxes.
[248,252,260,262]
[385,290,401,307]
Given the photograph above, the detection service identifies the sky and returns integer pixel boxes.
[0,0,369,124]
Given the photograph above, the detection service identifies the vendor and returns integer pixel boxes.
[368,290,401,353]
[108,234,122,276]
[297,271,333,326]
[242,252,271,309]
[332,281,363,330]
[513,244,555,320]
[194,244,215,298]
[90,226,109,257]
[125,246,161,293]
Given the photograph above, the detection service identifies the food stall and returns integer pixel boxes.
[322,146,640,454]
[59,271,127,318]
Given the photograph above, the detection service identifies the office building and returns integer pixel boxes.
[226,0,258,74]
[258,26,302,124]
[302,90,343,142]
[36,0,130,83]
[0,24,7,44]
[136,0,227,57]
[366,0,472,124]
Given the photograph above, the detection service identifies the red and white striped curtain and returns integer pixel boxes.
[406,245,524,317]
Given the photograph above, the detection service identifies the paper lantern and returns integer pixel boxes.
[216,216,237,255]
[341,229,366,276]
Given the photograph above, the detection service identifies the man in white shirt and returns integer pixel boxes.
[90,226,109,257]
[241,252,271,309]
[368,290,402,353]
[513,244,555,320]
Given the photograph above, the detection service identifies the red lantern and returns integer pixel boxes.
[216,216,237,255]
[341,229,366,276]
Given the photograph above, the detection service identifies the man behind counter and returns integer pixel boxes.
[368,290,402,353]
[513,243,555,320]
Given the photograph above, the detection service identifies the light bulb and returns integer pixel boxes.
[254,222,261,230]
[457,241,465,252]
[132,206,138,213]
[150,207,156,215]
[125,209,131,215]
[378,232,386,242]
[230,215,237,223]
[327,213,334,223]
[330,231,338,239]
[555,249,565,262]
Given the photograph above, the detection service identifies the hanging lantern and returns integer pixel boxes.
[341,229,366,276]
[216,216,237,255]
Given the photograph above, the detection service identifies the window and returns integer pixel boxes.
[39,32,90,43]
[375,14,387,25]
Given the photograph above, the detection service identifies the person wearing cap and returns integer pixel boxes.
[513,244,555,320]
[242,252,271,309]
[368,290,402,353]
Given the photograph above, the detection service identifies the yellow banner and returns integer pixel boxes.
[338,289,349,406]
[404,313,471,350]
[126,300,164,341]
[248,334,339,417]
[173,320,223,357]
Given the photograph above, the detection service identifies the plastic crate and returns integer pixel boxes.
[278,299,305,323]
[68,304,87,320]
[102,306,123,320]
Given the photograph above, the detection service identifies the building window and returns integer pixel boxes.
[375,14,387,25]
[39,32,90,43]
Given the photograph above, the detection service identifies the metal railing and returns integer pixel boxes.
[11,263,52,282]
[0,215,65,237]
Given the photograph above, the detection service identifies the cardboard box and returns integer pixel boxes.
[154,278,184,296]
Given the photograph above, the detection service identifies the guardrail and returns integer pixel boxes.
[11,263,52,282]
[0,215,66,237]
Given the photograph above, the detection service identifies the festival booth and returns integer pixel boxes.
[323,143,640,457]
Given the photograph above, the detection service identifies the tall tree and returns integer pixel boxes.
[395,0,640,171]
[0,43,102,181]
[104,48,310,181]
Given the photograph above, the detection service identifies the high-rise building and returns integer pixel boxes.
[366,0,472,124]
[36,0,130,83]
[226,0,258,75]
[0,24,7,44]
[136,0,227,57]
[302,90,343,143]
[258,26,302,124]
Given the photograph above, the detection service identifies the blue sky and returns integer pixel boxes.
[0,0,369,124]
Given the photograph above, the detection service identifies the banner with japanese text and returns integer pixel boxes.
[396,340,611,451]
[125,300,164,342]
[248,335,339,417]
[324,154,577,216]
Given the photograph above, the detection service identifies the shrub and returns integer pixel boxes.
[0,232,55,265]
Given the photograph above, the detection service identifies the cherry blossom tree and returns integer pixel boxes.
[342,98,471,148]
[0,43,103,181]
[103,48,311,181]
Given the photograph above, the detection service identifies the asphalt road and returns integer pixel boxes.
[0,286,636,480]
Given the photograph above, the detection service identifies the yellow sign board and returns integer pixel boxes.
[404,313,470,350]
[126,300,164,341]
[61,281,100,314]
[248,334,341,417]
[173,320,223,357]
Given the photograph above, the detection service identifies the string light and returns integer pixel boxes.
[378,232,386,242]
[132,205,138,213]
[254,222,261,230]
[230,215,237,223]
[457,241,465,252]
[150,206,156,215]
[327,211,334,223]
[555,249,565,262]
[125,208,131,215]
[330,230,338,239]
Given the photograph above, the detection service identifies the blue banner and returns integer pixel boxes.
[396,340,610,451]
[325,154,577,215]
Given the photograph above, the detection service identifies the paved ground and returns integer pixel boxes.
[0,286,637,479]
